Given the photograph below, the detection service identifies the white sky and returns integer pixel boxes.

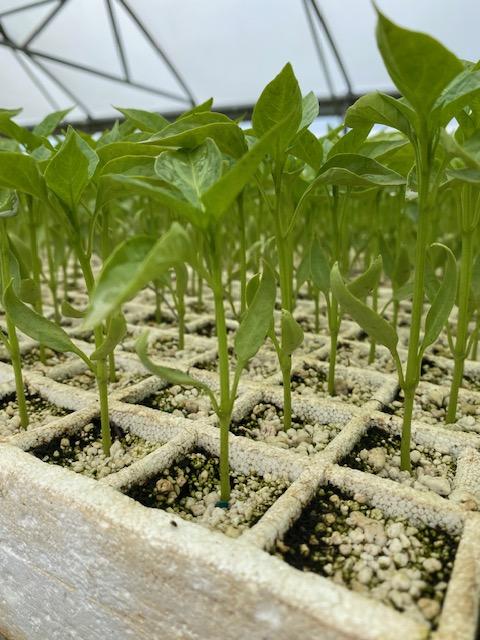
[0,0,479,125]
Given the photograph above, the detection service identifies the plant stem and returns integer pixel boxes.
[368,285,378,364]
[101,207,117,384]
[154,281,162,323]
[401,388,414,472]
[0,220,28,428]
[446,228,474,422]
[74,241,111,455]
[273,172,294,430]
[27,198,46,364]
[211,230,231,503]
[327,295,339,395]
[400,133,433,471]
[238,192,247,315]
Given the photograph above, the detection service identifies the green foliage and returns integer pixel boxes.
[44,127,99,210]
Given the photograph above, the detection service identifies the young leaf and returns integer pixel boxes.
[330,263,399,355]
[299,92,319,131]
[317,153,406,188]
[83,223,190,329]
[234,264,276,364]
[432,69,480,127]
[97,174,205,228]
[202,114,298,220]
[252,63,302,153]
[289,128,323,171]
[136,332,218,409]
[61,299,86,318]
[174,263,189,299]
[44,127,99,210]
[280,310,304,355]
[345,92,412,136]
[420,243,457,354]
[90,314,127,360]
[115,107,169,133]
[0,153,47,201]
[348,255,383,298]
[33,108,72,137]
[310,239,330,293]
[154,138,223,208]
[375,8,463,116]
[3,280,91,367]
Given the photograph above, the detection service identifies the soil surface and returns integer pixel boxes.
[139,384,212,418]
[342,426,456,497]
[231,402,343,456]
[126,449,288,537]
[57,368,147,393]
[30,420,160,479]
[0,393,70,439]
[275,484,459,629]
[290,363,378,406]
[382,385,480,432]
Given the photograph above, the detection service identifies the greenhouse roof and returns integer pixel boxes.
[0,0,479,128]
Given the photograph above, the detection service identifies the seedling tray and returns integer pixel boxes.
[1,294,480,640]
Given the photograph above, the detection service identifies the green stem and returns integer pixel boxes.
[446,228,474,423]
[471,313,480,360]
[74,241,111,456]
[400,132,433,472]
[28,199,46,364]
[211,231,231,504]
[314,291,320,334]
[327,296,339,395]
[273,172,294,430]
[238,192,247,315]
[368,285,379,364]
[0,221,28,428]
[401,388,414,473]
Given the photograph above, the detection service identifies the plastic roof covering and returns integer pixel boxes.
[0,0,479,127]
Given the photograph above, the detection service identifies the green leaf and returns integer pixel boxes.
[83,223,190,329]
[432,70,480,127]
[19,279,39,305]
[0,190,18,218]
[201,114,295,220]
[154,138,223,208]
[174,263,188,299]
[96,174,204,227]
[420,243,457,354]
[177,99,214,119]
[0,152,47,201]
[299,92,319,131]
[280,310,304,355]
[310,239,330,293]
[252,63,302,154]
[148,113,247,158]
[90,314,127,360]
[345,92,412,136]
[245,273,260,306]
[97,141,165,168]
[33,108,72,137]
[327,125,372,158]
[375,8,463,116]
[44,127,99,210]
[99,155,155,178]
[348,255,383,298]
[61,299,85,319]
[3,280,91,367]
[234,264,276,364]
[330,262,399,355]
[317,153,406,188]
[115,107,169,132]
[136,331,217,408]
[289,128,323,170]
